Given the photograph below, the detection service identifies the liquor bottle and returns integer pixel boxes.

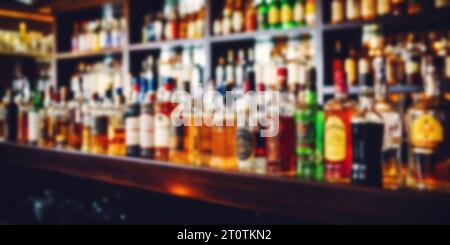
[324,69,357,183]
[6,90,18,142]
[40,86,55,148]
[232,0,244,33]
[226,50,236,85]
[293,0,306,26]
[407,0,422,15]
[236,69,259,173]
[296,68,324,181]
[142,14,153,43]
[268,0,281,29]
[258,0,270,30]
[67,88,84,150]
[333,40,345,79]
[209,82,238,171]
[154,12,164,41]
[0,92,6,142]
[331,0,345,24]
[280,0,295,29]
[245,0,258,32]
[305,0,315,26]
[28,90,43,146]
[345,44,359,86]
[195,0,205,39]
[54,87,70,149]
[346,0,361,21]
[350,62,384,188]
[107,88,126,157]
[435,0,450,9]
[405,33,423,87]
[72,22,80,52]
[197,79,215,166]
[90,90,110,155]
[359,46,372,88]
[17,90,29,145]
[377,0,392,17]
[361,0,377,20]
[406,56,450,191]
[169,81,189,164]
[266,67,296,177]
[374,57,403,189]
[222,0,233,35]
[154,78,176,161]
[392,0,406,16]
[125,80,141,157]
[140,78,156,159]
[81,93,95,153]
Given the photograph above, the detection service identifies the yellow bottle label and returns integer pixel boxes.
[345,58,357,85]
[281,5,293,23]
[268,6,280,25]
[325,116,346,162]
[411,115,444,148]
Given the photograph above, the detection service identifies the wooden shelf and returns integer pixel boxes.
[0,50,51,60]
[1,142,450,224]
[56,48,124,60]
[129,38,206,52]
[210,27,314,43]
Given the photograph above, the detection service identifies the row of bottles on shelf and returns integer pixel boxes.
[71,5,127,53]
[141,0,205,43]
[0,47,449,192]
[330,0,450,24]
[213,0,316,36]
[333,25,450,89]
[0,22,53,55]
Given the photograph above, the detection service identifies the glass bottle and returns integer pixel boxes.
[345,44,359,86]
[268,0,281,29]
[377,0,392,17]
[266,67,297,177]
[324,69,357,183]
[407,0,422,15]
[169,82,190,164]
[140,79,156,159]
[245,0,258,32]
[90,91,110,155]
[258,0,270,30]
[107,88,126,157]
[28,90,43,146]
[154,78,176,161]
[374,57,403,189]
[346,0,361,21]
[305,0,315,26]
[405,33,423,87]
[350,64,384,188]
[54,87,70,149]
[406,56,450,192]
[361,0,377,20]
[125,80,141,157]
[392,0,406,16]
[67,89,84,151]
[331,0,345,24]
[232,0,244,33]
[280,0,295,29]
[435,0,450,9]
[293,0,306,27]
[222,0,233,35]
[6,90,18,142]
[296,67,324,181]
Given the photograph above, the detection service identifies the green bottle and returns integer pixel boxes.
[257,0,269,30]
[280,0,295,29]
[295,67,324,181]
[268,0,281,29]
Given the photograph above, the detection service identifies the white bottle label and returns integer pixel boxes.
[126,117,140,146]
[140,114,154,148]
[154,113,170,148]
[381,112,402,151]
[28,112,40,142]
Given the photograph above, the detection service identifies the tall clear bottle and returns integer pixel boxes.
[125,80,141,157]
[154,78,176,161]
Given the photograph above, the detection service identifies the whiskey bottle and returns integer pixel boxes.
[331,0,345,24]
[377,0,392,17]
[361,0,377,20]
[91,90,110,154]
[258,0,270,30]
[350,64,384,188]
[67,89,84,151]
[28,90,43,146]
[169,81,190,164]
[154,78,176,161]
[346,0,362,21]
[40,86,55,148]
[405,33,423,87]
[374,58,403,189]
[55,87,70,149]
[236,69,259,173]
[324,69,357,183]
[345,44,359,86]
[266,67,296,177]
[107,88,126,157]
[81,93,96,153]
[222,0,233,35]
[406,56,450,191]
[125,80,141,157]
[296,67,324,181]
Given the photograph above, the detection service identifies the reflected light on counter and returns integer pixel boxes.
[167,184,197,198]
